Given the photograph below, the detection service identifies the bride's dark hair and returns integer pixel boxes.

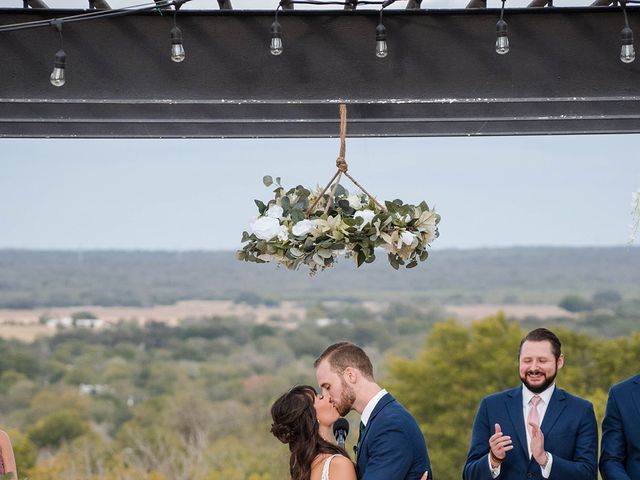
[270,385,350,480]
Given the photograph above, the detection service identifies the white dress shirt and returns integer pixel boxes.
[361,388,388,427]
[489,383,555,478]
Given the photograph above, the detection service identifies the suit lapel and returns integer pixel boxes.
[541,388,567,437]
[357,393,394,456]
[505,387,528,459]
[631,375,640,419]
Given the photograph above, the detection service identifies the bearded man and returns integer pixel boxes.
[463,328,597,480]
[315,342,432,480]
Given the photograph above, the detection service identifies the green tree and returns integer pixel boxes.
[6,429,37,477]
[27,410,90,448]
[559,294,593,312]
[386,315,523,480]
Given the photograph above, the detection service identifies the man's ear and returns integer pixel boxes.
[344,366,358,384]
[557,354,565,370]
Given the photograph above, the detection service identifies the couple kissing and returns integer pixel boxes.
[271,341,432,480]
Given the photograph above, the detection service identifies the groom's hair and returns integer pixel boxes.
[314,342,375,381]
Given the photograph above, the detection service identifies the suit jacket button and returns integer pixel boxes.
[527,474,533,478]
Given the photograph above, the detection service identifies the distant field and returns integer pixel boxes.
[0,300,305,341]
[0,299,573,341]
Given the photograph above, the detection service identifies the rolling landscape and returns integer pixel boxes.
[0,246,639,479]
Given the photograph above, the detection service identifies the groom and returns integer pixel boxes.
[315,342,431,480]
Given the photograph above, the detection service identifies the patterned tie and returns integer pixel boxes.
[528,395,541,436]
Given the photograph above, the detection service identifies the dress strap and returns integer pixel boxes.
[321,454,339,480]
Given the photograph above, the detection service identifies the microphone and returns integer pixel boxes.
[333,417,349,449]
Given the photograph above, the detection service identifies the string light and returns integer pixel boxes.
[268,0,396,57]
[270,7,283,56]
[1,1,638,81]
[50,21,66,87]
[376,15,387,58]
[375,1,397,59]
[495,0,509,55]
[620,0,635,63]
[170,1,186,62]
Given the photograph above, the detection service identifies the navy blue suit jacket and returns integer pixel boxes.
[463,386,598,480]
[356,393,431,480]
[600,374,640,480]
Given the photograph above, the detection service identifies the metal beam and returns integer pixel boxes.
[0,7,639,138]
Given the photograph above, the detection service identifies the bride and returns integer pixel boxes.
[271,385,357,480]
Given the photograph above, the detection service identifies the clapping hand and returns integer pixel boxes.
[420,471,428,480]
[528,421,547,466]
[489,423,513,466]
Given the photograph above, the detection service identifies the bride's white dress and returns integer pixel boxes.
[321,454,339,480]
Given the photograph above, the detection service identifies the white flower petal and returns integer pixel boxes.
[250,216,281,241]
[266,204,284,219]
[292,219,314,236]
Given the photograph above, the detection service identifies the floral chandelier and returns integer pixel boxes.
[236,104,440,274]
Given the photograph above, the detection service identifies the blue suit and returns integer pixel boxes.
[463,386,598,480]
[600,374,640,480]
[356,393,431,480]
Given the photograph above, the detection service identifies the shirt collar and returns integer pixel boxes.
[522,383,555,407]
[361,388,388,426]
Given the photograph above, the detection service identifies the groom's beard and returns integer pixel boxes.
[334,378,356,417]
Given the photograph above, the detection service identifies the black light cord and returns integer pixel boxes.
[622,0,631,27]
[0,0,191,33]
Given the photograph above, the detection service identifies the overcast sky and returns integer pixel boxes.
[1,135,639,250]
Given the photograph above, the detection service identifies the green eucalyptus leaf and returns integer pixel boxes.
[263,175,273,187]
[291,210,305,223]
[254,200,267,214]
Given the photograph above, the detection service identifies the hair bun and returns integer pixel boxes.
[270,423,296,444]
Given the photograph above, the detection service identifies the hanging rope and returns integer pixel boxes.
[306,104,386,218]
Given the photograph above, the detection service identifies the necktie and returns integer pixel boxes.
[528,395,541,436]
[358,421,365,442]
[355,421,365,459]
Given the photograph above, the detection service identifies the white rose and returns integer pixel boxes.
[250,216,281,240]
[400,231,416,246]
[292,219,314,236]
[354,209,375,228]
[266,204,284,219]
[277,225,289,241]
[347,194,362,209]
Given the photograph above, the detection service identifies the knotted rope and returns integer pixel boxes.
[306,104,386,218]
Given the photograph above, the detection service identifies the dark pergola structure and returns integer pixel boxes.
[1,2,639,138]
